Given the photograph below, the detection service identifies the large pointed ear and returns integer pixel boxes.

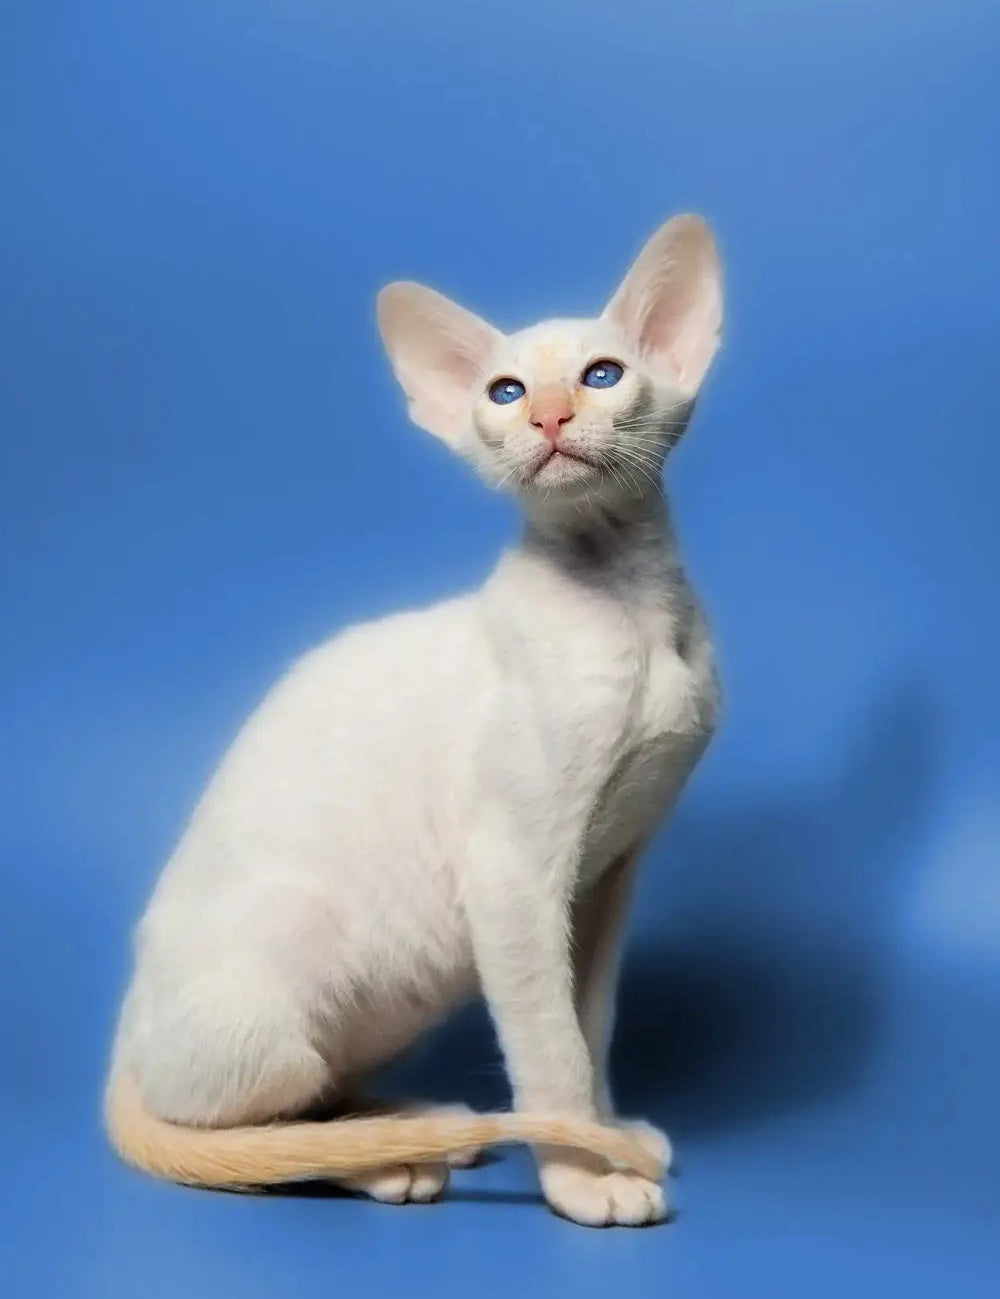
[377,282,502,444]
[604,214,722,396]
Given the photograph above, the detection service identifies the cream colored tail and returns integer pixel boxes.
[104,1072,663,1187]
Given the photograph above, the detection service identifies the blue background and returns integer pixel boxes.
[3,2,999,1295]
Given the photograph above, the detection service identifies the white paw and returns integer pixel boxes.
[541,1162,669,1228]
[340,1161,449,1204]
[617,1119,673,1175]
[427,1102,484,1168]
[446,1145,482,1169]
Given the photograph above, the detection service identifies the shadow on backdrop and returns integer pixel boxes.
[380,684,935,1139]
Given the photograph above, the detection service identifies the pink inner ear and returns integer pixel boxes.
[640,268,719,386]
[606,216,722,393]
[397,312,496,415]
[378,281,502,440]
[432,332,488,389]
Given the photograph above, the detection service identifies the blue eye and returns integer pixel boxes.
[488,377,526,405]
[582,359,625,389]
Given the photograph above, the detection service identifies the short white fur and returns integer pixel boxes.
[106,214,723,1227]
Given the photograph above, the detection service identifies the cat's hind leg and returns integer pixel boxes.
[337,1161,450,1204]
[323,1096,484,1203]
[122,972,334,1133]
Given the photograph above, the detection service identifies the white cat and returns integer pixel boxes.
[105,214,723,1227]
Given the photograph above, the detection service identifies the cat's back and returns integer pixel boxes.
[221,592,483,778]
[156,594,489,881]
[121,595,490,1069]
[277,592,483,722]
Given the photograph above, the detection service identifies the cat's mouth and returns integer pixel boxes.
[531,448,600,480]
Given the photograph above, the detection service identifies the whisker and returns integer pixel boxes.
[612,431,690,446]
[619,433,684,449]
[593,445,661,496]
[614,416,689,430]
[612,444,660,467]
[612,456,661,491]
[493,462,522,491]
[616,456,661,481]
[614,445,667,470]
[617,437,676,451]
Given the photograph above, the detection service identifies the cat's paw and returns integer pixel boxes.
[336,1095,484,1169]
[445,1146,482,1169]
[541,1162,669,1228]
[339,1161,449,1204]
[425,1102,484,1167]
[616,1119,673,1176]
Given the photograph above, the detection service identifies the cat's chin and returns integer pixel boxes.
[534,449,600,482]
[517,461,657,520]
[513,449,603,500]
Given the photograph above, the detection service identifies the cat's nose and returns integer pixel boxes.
[529,386,575,443]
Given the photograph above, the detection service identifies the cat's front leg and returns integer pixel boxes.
[572,849,642,1121]
[463,816,668,1227]
[572,848,673,1186]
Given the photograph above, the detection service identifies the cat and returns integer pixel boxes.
[105,213,723,1227]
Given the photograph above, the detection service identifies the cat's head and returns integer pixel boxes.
[377,215,722,515]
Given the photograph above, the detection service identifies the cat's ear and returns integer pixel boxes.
[604,214,722,396]
[377,282,502,444]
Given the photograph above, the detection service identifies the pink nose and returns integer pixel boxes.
[529,388,575,444]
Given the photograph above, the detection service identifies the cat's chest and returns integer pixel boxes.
[483,535,717,838]
[538,599,713,769]
[566,623,714,878]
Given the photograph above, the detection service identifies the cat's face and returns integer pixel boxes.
[463,316,686,505]
[378,215,722,515]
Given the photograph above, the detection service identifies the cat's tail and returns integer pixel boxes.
[104,1071,665,1188]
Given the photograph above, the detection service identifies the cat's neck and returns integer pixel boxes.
[520,488,681,593]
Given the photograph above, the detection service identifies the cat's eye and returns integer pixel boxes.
[581,359,625,389]
[488,377,526,405]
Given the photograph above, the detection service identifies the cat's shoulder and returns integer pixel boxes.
[283,592,482,686]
